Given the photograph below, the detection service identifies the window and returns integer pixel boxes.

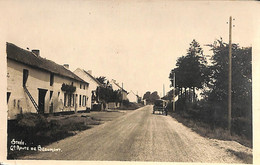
[83,85,85,90]
[72,94,74,106]
[79,95,82,106]
[7,92,11,103]
[50,73,54,86]
[68,94,72,106]
[82,95,87,106]
[80,84,82,89]
[82,96,85,106]
[23,69,29,86]
[64,93,67,106]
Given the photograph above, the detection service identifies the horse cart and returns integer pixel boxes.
[153,99,168,116]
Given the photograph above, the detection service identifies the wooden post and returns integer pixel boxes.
[228,16,232,134]
[173,72,175,112]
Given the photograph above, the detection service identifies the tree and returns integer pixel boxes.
[206,39,252,120]
[143,91,151,103]
[96,76,122,104]
[150,91,160,103]
[169,39,209,103]
[143,91,160,104]
[96,76,107,85]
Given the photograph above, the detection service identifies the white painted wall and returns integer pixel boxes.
[74,68,100,109]
[7,59,89,119]
[128,92,137,103]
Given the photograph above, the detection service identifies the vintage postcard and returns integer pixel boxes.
[0,0,259,165]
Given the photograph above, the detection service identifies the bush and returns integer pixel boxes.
[232,117,252,139]
[17,113,48,129]
[122,100,130,106]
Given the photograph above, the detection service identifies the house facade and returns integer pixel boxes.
[73,68,102,109]
[110,79,128,101]
[7,43,89,119]
[128,91,137,103]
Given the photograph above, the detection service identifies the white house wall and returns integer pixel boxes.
[74,68,100,108]
[7,59,89,119]
[128,93,137,103]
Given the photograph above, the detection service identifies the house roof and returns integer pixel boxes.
[82,69,103,86]
[111,79,128,93]
[6,42,88,84]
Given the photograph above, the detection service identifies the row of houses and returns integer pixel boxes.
[6,43,130,119]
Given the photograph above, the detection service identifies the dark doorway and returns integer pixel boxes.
[50,73,54,86]
[23,69,29,86]
[7,92,11,103]
[38,89,48,114]
[49,91,54,113]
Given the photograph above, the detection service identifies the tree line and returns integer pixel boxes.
[95,76,123,104]
[167,39,252,139]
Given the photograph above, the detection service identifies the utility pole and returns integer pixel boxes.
[228,16,233,134]
[173,72,175,112]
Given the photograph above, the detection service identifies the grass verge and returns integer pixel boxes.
[226,149,253,164]
[7,113,101,159]
[169,112,252,163]
[169,112,252,148]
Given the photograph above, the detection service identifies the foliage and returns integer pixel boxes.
[143,91,160,104]
[61,83,76,93]
[168,38,252,141]
[17,113,48,128]
[143,91,151,102]
[150,91,160,102]
[205,39,252,120]
[169,39,209,89]
[96,76,107,85]
[96,86,122,103]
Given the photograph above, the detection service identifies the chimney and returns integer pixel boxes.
[87,70,92,75]
[32,49,40,56]
[64,64,69,69]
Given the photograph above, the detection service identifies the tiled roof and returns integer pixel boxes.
[111,80,128,93]
[6,42,88,84]
[82,69,103,87]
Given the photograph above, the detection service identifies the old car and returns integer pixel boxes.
[153,99,168,116]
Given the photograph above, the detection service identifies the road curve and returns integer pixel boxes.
[23,105,245,163]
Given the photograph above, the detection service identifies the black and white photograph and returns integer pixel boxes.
[0,0,259,164]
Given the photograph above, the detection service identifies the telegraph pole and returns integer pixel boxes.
[173,72,175,112]
[228,16,232,134]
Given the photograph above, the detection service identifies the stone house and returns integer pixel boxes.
[7,43,89,119]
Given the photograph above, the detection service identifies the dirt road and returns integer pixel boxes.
[23,105,251,163]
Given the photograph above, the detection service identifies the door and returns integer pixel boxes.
[75,94,78,112]
[38,89,48,114]
[23,69,29,86]
[49,91,53,113]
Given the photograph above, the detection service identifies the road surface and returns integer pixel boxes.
[23,105,250,163]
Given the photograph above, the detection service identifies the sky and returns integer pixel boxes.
[0,0,259,98]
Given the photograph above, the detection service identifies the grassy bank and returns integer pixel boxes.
[170,112,252,148]
[7,113,101,159]
[169,112,252,164]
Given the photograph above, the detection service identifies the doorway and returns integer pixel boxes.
[38,88,48,114]
[23,69,29,86]
[75,94,78,112]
